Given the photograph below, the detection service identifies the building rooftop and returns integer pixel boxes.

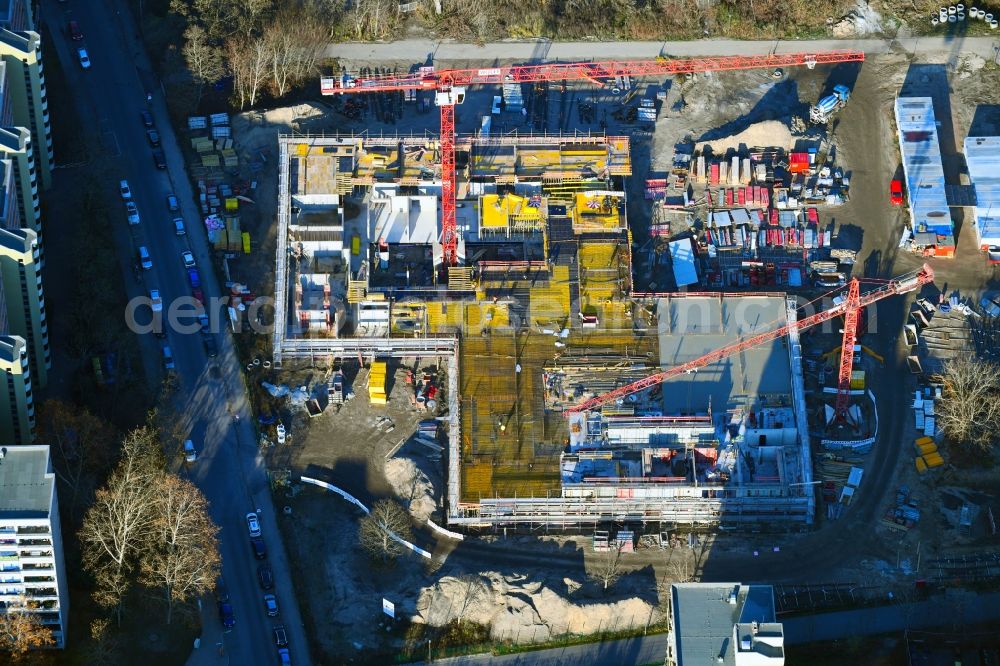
[0,444,54,518]
[671,583,780,666]
[894,97,952,238]
[656,295,791,413]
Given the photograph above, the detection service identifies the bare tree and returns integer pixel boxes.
[227,36,270,109]
[38,400,117,522]
[936,357,1000,452]
[347,0,399,41]
[665,557,694,583]
[0,597,55,658]
[191,0,274,40]
[183,25,225,107]
[84,618,121,665]
[358,499,413,562]
[140,475,221,624]
[451,574,489,626]
[588,543,626,592]
[262,4,330,98]
[79,427,161,624]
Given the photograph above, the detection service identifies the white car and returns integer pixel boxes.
[150,289,163,312]
[173,218,186,236]
[119,179,132,200]
[246,512,261,538]
[77,47,90,69]
[126,201,140,225]
[183,439,197,463]
[181,250,195,268]
[276,423,286,445]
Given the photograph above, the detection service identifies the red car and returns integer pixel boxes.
[68,20,83,41]
[890,179,904,206]
[192,288,205,305]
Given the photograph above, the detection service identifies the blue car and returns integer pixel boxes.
[218,601,235,628]
[187,268,200,288]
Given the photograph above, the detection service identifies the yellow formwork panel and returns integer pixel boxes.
[425,302,464,333]
[296,144,310,156]
[459,333,563,501]
[529,265,571,327]
[573,193,621,230]
[480,194,542,230]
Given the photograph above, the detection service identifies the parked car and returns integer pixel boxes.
[188,268,201,288]
[149,289,163,313]
[217,601,235,629]
[192,288,205,306]
[183,439,197,463]
[138,246,152,270]
[166,193,179,211]
[182,250,196,268]
[198,314,211,334]
[257,564,273,590]
[277,648,291,665]
[119,179,132,200]
[141,110,154,128]
[125,201,140,225]
[173,217,186,235]
[251,538,267,560]
[246,512,261,537]
[263,594,279,617]
[77,47,90,69]
[146,128,160,147]
[152,148,166,169]
[68,20,83,41]
[890,179,904,206]
[273,626,288,648]
[215,577,230,603]
[202,333,218,357]
[162,345,174,370]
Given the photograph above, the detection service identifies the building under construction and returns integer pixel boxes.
[272,130,824,529]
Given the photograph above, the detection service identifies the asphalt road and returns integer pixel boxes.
[41,1,309,663]
[326,35,1000,65]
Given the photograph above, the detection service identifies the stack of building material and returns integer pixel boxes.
[369,361,388,405]
[502,81,523,111]
[221,148,239,168]
[913,435,944,473]
[224,216,242,252]
[191,136,214,153]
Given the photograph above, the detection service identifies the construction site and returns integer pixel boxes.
[245,29,1000,547]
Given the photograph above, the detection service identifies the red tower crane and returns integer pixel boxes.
[565,264,935,416]
[322,51,865,267]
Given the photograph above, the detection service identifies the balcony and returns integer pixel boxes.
[16,527,49,536]
[17,538,49,547]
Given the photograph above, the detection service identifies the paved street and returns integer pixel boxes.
[327,35,1000,65]
[40,0,309,663]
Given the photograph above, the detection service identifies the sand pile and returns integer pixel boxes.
[412,572,662,643]
[701,119,796,155]
[384,457,437,522]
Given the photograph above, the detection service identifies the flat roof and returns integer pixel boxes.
[964,136,1000,245]
[0,445,53,518]
[894,97,952,236]
[656,295,791,413]
[671,583,777,666]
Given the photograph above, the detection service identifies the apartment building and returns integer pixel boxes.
[0,220,46,389]
[0,335,32,443]
[0,445,68,648]
[0,0,51,191]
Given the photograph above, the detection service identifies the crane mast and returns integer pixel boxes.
[565,264,934,415]
[322,51,866,268]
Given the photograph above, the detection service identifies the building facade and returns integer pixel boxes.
[0,444,69,648]
[0,335,33,444]
[0,0,51,191]
[0,223,46,388]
